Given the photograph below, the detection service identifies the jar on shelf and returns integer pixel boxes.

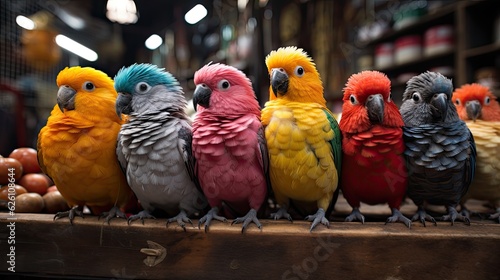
[395,35,422,64]
[424,25,454,57]
[375,43,394,69]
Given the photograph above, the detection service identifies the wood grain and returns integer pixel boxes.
[1,209,499,280]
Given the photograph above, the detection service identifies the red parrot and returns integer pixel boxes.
[339,70,410,227]
[452,83,500,222]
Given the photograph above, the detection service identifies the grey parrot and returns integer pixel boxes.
[399,71,476,226]
[114,63,207,229]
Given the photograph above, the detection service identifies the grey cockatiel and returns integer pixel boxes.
[400,71,476,226]
[114,63,207,229]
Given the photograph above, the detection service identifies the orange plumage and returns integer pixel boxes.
[452,83,500,121]
[37,67,133,220]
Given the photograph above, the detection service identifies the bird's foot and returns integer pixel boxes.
[460,207,484,220]
[270,207,293,222]
[345,208,365,224]
[440,206,470,226]
[100,206,127,225]
[411,207,437,227]
[489,209,500,223]
[167,210,193,231]
[386,208,411,229]
[231,209,262,233]
[127,210,156,225]
[305,208,329,232]
[198,207,227,232]
[54,206,84,225]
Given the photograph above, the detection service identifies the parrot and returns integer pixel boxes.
[339,70,411,228]
[114,63,207,230]
[261,46,342,231]
[452,83,500,222]
[399,71,476,226]
[37,66,134,224]
[192,63,268,232]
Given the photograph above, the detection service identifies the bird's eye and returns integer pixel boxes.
[218,79,230,90]
[484,96,491,105]
[294,66,304,77]
[388,93,392,102]
[349,95,358,105]
[455,99,461,106]
[135,82,151,93]
[412,92,421,102]
[82,82,95,92]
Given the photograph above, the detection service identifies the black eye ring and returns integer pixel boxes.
[83,81,95,91]
[412,93,420,102]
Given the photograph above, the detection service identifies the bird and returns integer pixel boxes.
[114,63,207,230]
[452,83,500,222]
[261,46,342,231]
[192,62,269,232]
[399,71,476,226]
[37,66,134,224]
[339,70,411,228]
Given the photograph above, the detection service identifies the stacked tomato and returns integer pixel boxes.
[0,147,69,214]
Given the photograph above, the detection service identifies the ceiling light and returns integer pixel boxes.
[185,4,207,25]
[55,34,98,61]
[16,15,35,30]
[145,34,163,50]
[106,0,138,24]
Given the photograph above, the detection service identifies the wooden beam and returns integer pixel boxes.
[1,212,499,279]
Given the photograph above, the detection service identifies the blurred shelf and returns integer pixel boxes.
[464,43,500,58]
[375,49,455,73]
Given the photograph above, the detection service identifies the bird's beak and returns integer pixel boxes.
[57,85,76,112]
[193,84,212,111]
[465,100,481,121]
[430,93,448,121]
[271,68,289,97]
[115,92,133,119]
[365,94,384,124]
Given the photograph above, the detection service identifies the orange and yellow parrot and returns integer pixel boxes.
[452,83,500,222]
[37,66,134,224]
[261,47,342,231]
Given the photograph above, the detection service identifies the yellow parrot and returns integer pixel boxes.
[37,66,134,224]
[261,46,342,231]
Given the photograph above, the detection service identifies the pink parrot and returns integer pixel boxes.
[192,63,268,232]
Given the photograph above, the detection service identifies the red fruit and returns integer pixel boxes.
[47,185,58,192]
[0,156,23,184]
[18,173,50,195]
[9,147,41,174]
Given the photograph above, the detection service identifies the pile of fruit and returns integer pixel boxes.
[0,147,69,214]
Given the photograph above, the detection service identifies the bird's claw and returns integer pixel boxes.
[440,206,470,226]
[54,206,84,225]
[198,207,227,232]
[231,209,262,233]
[385,208,411,229]
[127,210,156,225]
[167,210,193,231]
[305,208,329,232]
[270,207,293,222]
[411,208,437,227]
[100,206,127,225]
[345,208,365,224]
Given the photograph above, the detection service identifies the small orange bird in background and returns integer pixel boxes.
[37,66,134,224]
[453,83,500,222]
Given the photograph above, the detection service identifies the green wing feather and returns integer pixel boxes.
[323,109,342,179]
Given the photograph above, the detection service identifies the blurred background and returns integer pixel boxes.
[1,0,499,156]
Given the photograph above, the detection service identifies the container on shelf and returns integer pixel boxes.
[393,2,427,30]
[394,35,422,64]
[374,43,394,69]
[424,25,454,57]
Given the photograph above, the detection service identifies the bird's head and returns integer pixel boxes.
[400,71,457,127]
[193,63,260,116]
[265,46,325,105]
[339,70,403,133]
[114,63,185,117]
[55,66,118,119]
[452,83,500,121]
